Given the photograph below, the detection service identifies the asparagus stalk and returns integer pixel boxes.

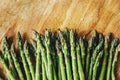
[30,39,37,51]
[63,28,70,51]
[51,33,58,80]
[42,62,47,80]
[24,41,35,80]
[17,32,32,80]
[1,39,11,80]
[57,30,73,80]
[33,30,48,79]
[30,39,37,57]
[106,38,119,80]
[10,45,24,80]
[111,43,120,80]
[45,29,54,80]
[76,40,85,80]
[2,37,17,78]
[98,33,112,80]
[79,37,86,68]
[70,30,79,80]
[0,55,15,80]
[58,66,62,80]
[88,36,104,80]
[56,40,67,80]
[35,46,42,80]
[86,30,98,78]
[92,50,104,80]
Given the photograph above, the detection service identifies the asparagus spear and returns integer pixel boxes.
[51,33,58,80]
[34,35,42,80]
[0,55,15,80]
[42,62,47,80]
[57,30,73,80]
[30,39,37,57]
[2,37,17,78]
[88,36,104,80]
[111,43,120,80]
[45,29,54,80]
[24,41,35,80]
[76,40,85,80]
[58,65,62,80]
[79,37,86,68]
[1,39,11,80]
[106,38,119,80]
[63,28,70,51]
[10,45,24,80]
[92,50,104,80]
[30,39,37,51]
[17,32,31,80]
[86,30,98,78]
[98,33,112,80]
[56,40,67,80]
[33,30,48,79]
[70,30,79,80]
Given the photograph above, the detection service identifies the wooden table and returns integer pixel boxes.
[0,0,120,79]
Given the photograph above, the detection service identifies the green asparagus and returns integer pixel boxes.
[111,43,120,80]
[86,30,98,78]
[45,29,54,80]
[42,62,47,80]
[33,30,48,79]
[70,30,79,80]
[88,36,104,80]
[76,40,85,80]
[10,45,24,80]
[2,37,17,78]
[17,32,32,80]
[0,29,119,80]
[98,33,112,80]
[92,50,104,80]
[79,37,86,68]
[106,38,119,80]
[30,39,37,57]
[24,41,35,80]
[56,40,67,80]
[0,55,15,80]
[57,30,73,80]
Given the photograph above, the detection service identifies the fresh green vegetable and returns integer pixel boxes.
[42,62,47,80]
[70,30,79,80]
[88,36,104,80]
[10,45,24,80]
[45,29,54,80]
[33,30,48,79]
[92,50,104,80]
[17,32,32,80]
[57,30,73,80]
[76,40,85,80]
[106,38,119,80]
[0,56,15,80]
[86,30,98,78]
[56,40,67,80]
[1,29,119,80]
[79,37,86,68]
[111,43,120,80]
[2,37,17,78]
[98,33,112,80]
[24,41,35,80]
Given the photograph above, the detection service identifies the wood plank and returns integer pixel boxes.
[0,0,120,79]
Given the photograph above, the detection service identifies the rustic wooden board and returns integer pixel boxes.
[0,0,120,79]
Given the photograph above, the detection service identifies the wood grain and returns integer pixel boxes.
[0,0,120,79]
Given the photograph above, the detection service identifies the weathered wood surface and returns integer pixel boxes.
[0,0,120,79]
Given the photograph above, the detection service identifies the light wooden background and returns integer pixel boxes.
[0,0,120,79]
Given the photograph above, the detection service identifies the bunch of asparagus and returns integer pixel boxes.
[0,29,120,80]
